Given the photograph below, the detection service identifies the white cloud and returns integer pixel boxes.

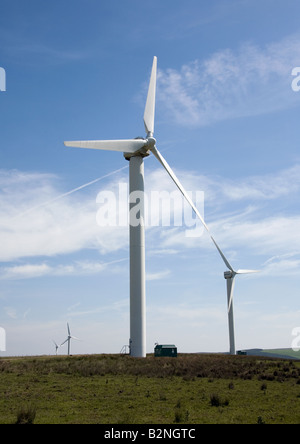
[161,211,300,268]
[217,165,300,201]
[0,168,129,262]
[4,307,18,320]
[66,298,128,319]
[4,306,31,320]
[0,259,127,280]
[146,270,171,281]
[261,253,300,277]
[0,167,203,263]
[214,216,300,257]
[158,34,300,126]
[154,163,300,271]
[1,263,52,280]
[1,162,300,279]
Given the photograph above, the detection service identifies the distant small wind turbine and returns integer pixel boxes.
[52,340,60,355]
[61,323,80,356]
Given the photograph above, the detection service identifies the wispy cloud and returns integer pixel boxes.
[0,167,201,263]
[66,299,128,318]
[157,164,300,207]
[4,306,31,320]
[161,207,300,269]
[15,166,128,219]
[158,34,300,126]
[0,168,129,262]
[261,253,300,277]
[153,163,300,272]
[1,162,300,277]
[146,270,171,281]
[0,259,127,280]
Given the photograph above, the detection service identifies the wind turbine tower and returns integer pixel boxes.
[224,269,258,355]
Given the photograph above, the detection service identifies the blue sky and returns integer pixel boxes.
[1,0,300,355]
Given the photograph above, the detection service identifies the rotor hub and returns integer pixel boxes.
[146,136,156,149]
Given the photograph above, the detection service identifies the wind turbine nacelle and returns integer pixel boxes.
[124,147,150,161]
[124,137,154,161]
[224,271,234,280]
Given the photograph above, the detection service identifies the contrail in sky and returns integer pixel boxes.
[15,165,128,219]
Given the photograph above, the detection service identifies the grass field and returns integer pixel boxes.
[0,353,300,424]
[262,349,300,359]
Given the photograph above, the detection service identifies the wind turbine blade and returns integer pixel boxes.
[67,323,71,335]
[64,139,147,153]
[210,237,235,273]
[151,147,208,229]
[144,56,157,135]
[71,336,80,341]
[236,269,260,275]
[61,339,68,346]
[151,146,235,272]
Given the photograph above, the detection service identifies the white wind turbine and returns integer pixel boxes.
[210,238,259,355]
[223,268,259,355]
[52,340,60,356]
[147,164,259,356]
[61,323,80,356]
[64,57,258,357]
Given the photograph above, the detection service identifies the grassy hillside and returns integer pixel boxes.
[243,348,300,360]
[0,353,300,424]
[262,349,300,360]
